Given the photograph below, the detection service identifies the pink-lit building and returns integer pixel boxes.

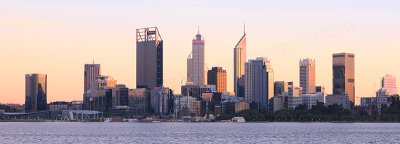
[381,74,397,96]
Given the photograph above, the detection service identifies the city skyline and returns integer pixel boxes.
[1,1,400,104]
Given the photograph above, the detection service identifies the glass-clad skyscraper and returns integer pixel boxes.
[136,27,163,89]
[25,73,47,112]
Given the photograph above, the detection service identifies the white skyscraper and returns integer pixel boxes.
[189,31,205,85]
[244,57,274,111]
[382,74,397,96]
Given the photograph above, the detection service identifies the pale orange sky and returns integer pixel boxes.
[1,1,400,105]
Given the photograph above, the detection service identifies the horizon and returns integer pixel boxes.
[1,0,400,105]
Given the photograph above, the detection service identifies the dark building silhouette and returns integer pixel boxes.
[25,73,47,112]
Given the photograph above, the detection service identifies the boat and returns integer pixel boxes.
[232,117,246,123]
[128,119,139,123]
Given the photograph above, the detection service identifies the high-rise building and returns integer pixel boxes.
[25,73,47,112]
[84,63,100,93]
[136,27,163,89]
[333,53,355,104]
[299,58,315,94]
[244,57,274,111]
[382,74,397,96]
[188,31,205,86]
[187,53,193,83]
[207,67,227,93]
[234,29,246,97]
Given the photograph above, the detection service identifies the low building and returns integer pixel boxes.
[325,93,350,109]
[49,101,69,110]
[128,88,151,114]
[235,102,250,113]
[151,87,173,115]
[301,94,318,109]
[192,100,201,116]
[360,96,391,113]
[288,86,302,109]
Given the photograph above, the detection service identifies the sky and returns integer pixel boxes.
[0,0,399,105]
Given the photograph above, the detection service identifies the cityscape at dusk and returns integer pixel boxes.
[1,0,400,143]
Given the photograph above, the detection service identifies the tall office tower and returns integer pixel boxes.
[299,58,315,94]
[187,53,193,83]
[25,73,47,112]
[136,27,163,89]
[382,74,397,96]
[234,29,246,97]
[244,57,274,111]
[333,53,355,104]
[189,31,205,86]
[207,67,227,93]
[84,63,100,93]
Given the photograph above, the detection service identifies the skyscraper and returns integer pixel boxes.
[382,74,397,96]
[84,63,100,93]
[187,53,193,83]
[333,53,355,104]
[244,57,274,111]
[234,29,246,97]
[299,58,315,94]
[207,67,227,93]
[136,27,163,89]
[25,73,47,112]
[188,31,205,85]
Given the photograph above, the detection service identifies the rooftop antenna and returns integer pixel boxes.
[198,26,200,34]
[92,57,95,64]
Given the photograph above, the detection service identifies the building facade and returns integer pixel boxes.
[325,93,350,109]
[189,31,205,86]
[112,84,129,108]
[128,88,151,114]
[150,87,173,115]
[299,58,315,94]
[333,53,355,104]
[136,27,163,89]
[382,74,397,96]
[244,57,274,111]
[234,32,246,97]
[25,73,47,112]
[84,64,100,93]
[207,67,227,93]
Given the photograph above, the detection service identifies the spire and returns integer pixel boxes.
[244,21,246,34]
[92,57,94,64]
[198,26,200,34]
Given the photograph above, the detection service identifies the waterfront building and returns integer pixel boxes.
[128,88,151,114]
[301,94,319,109]
[325,92,350,109]
[112,84,129,108]
[235,102,250,113]
[288,86,302,109]
[188,31,205,86]
[175,95,198,116]
[244,57,274,111]
[25,73,47,112]
[333,53,355,104]
[273,93,288,111]
[49,101,69,111]
[234,28,246,97]
[191,100,202,116]
[181,83,216,98]
[207,67,227,93]
[83,89,112,112]
[360,96,390,113]
[136,27,163,89]
[92,75,117,90]
[150,87,173,115]
[84,63,100,93]
[299,58,315,94]
[381,74,397,96]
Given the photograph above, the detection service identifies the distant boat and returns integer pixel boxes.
[128,119,139,123]
[232,117,246,123]
[152,120,161,123]
[104,118,112,122]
